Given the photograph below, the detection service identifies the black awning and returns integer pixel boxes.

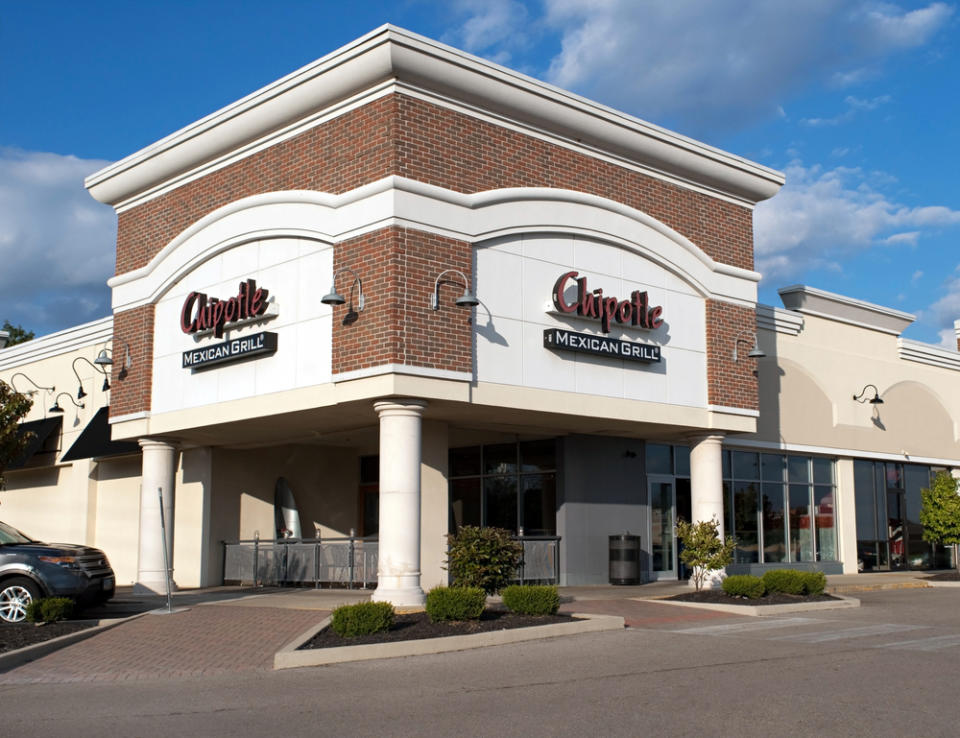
[7,416,63,469]
[60,407,141,462]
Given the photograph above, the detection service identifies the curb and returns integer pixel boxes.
[644,594,860,617]
[274,612,625,669]
[0,613,148,673]
[923,581,960,588]
[828,581,931,594]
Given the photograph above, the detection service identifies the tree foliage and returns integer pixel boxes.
[920,471,960,574]
[1,320,34,347]
[676,517,737,592]
[445,526,522,594]
[0,380,34,489]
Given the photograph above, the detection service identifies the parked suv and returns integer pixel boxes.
[0,521,115,623]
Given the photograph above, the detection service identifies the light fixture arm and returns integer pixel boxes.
[322,268,365,310]
[7,372,55,396]
[853,384,884,404]
[49,391,84,414]
[72,356,110,399]
[430,269,478,310]
[732,330,765,362]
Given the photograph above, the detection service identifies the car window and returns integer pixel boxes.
[0,521,33,544]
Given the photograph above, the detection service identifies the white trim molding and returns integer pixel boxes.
[0,316,113,370]
[730,438,960,468]
[756,304,803,336]
[333,364,473,385]
[897,338,960,371]
[86,26,783,210]
[778,285,915,336]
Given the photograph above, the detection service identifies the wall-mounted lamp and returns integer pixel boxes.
[95,338,133,378]
[430,269,479,310]
[72,356,110,399]
[732,331,765,362]
[321,268,365,311]
[49,392,84,414]
[7,372,55,397]
[853,384,884,404]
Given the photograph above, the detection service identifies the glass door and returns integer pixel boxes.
[649,475,676,580]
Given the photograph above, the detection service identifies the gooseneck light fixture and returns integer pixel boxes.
[49,392,84,414]
[853,384,884,404]
[72,356,110,399]
[95,337,133,370]
[430,269,479,310]
[7,372,54,397]
[321,268,365,311]
[732,330,765,362]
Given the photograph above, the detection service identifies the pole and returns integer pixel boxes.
[157,486,173,614]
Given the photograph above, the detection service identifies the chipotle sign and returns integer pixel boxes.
[552,271,663,333]
[180,279,269,339]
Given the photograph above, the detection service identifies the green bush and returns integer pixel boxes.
[446,526,523,594]
[762,569,808,595]
[330,601,395,637]
[722,575,765,599]
[801,571,827,596]
[425,586,485,621]
[501,585,560,615]
[25,597,75,624]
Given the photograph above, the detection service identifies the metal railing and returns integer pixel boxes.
[223,535,378,588]
[222,534,561,588]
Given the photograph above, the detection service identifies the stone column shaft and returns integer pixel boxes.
[136,438,178,594]
[688,432,727,589]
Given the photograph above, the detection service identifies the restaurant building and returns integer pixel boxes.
[2,27,958,603]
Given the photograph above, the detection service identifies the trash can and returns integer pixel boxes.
[609,534,641,585]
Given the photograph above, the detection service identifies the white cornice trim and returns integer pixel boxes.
[730,438,960,468]
[107,181,760,311]
[108,411,150,425]
[333,363,473,384]
[0,317,113,370]
[756,304,804,336]
[778,285,915,336]
[897,338,960,371]
[85,25,783,209]
[708,405,760,418]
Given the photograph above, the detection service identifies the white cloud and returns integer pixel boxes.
[442,0,531,64]
[925,267,960,347]
[0,148,115,336]
[800,95,893,126]
[518,1,953,135]
[753,160,960,281]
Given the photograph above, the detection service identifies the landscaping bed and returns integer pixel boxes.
[926,572,960,581]
[668,590,840,607]
[0,621,95,655]
[300,609,576,650]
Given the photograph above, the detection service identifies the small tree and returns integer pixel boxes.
[920,471,960,575]
[1,320,34,347]
[0,380,34,489]
[445,526,522,594]
[676,517,737,592]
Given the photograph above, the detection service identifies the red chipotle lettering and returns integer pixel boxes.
[552,271,663,333]
[180,279,269,339]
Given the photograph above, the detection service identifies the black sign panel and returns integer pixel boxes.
[543,328,660,363]
[182,331,278,370]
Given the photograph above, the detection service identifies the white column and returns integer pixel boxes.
[372,399,428,608]
[688,432,726,589]
[136,438,178,594]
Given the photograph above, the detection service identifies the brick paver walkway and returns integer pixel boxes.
[0,604,326,684]
[563,598,735,629]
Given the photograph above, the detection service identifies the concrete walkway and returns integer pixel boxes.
[0,571,942,684]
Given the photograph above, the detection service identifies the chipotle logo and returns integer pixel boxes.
[180,279,269,339]
[552,271,663,333]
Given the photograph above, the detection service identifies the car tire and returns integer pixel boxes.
[0,577,40,624]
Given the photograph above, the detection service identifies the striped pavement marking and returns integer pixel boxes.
[875,634,960,652]
[673,617,820,635]
[775,623,926,643]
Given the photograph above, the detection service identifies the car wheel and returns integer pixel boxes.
[0,577,40,624]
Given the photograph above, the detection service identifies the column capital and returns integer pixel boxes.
[138,437,179,452]
[686,431,726,447]
[373,398,428,418]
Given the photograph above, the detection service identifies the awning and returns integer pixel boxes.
[60,407,141,462]
[7,416,63,469]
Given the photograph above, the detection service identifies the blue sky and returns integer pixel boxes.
[1,1,958,345]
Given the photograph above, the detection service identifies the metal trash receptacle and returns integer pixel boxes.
[609,534,641,585]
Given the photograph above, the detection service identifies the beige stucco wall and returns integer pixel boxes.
[420,420,450,590]
[92,455,142,584]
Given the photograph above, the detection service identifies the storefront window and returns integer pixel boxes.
[449,440,557,535]
[724,451,837,564]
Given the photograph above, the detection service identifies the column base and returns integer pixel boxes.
[371,586,426,609]
[687,568,726,590]
[133,579,179,595]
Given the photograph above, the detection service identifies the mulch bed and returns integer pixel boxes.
[926,572,960,581]
[0,621,95,655]
[668,590,840,606]
[300,610,576,650]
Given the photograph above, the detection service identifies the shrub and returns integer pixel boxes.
[330,601,394,637]
[762,569,808,595]
[675,517,737,592]
[722,575,765,600]
[801,571,827,596]
[446,526,523,594]
[501,585,560,615]
[425,586,485,622]
[25,597,75,624]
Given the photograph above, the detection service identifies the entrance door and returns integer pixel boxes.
[649,476,676,580]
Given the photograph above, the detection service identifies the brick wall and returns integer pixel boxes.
[112,91,758,414]
[110,305,155,416]
[705,301,759,410]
